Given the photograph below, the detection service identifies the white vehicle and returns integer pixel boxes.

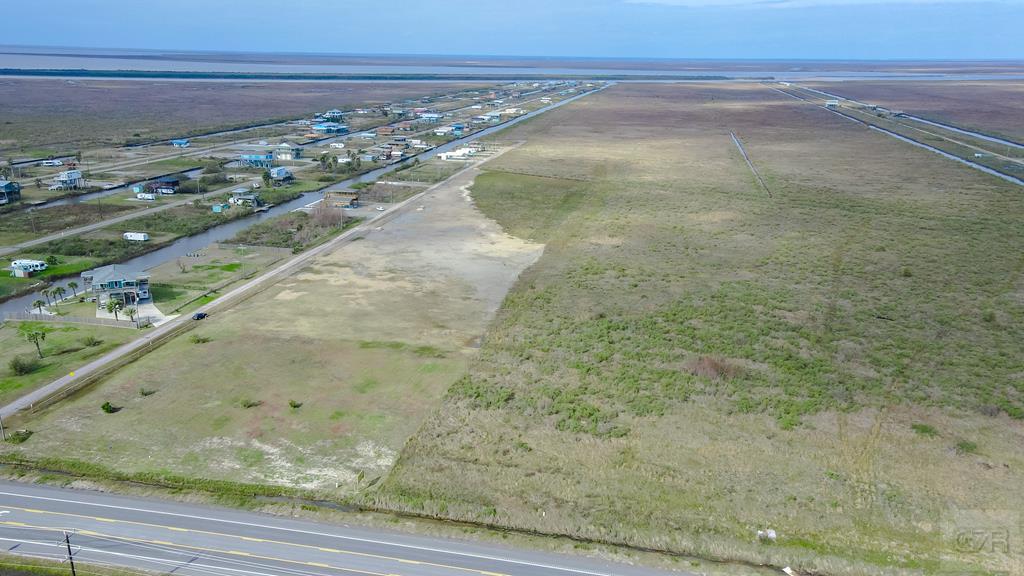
[123,232,150,242]
[376,206,386,211]
[136,193,157,201]
[330,142,346,149]
[10,259,47,272]
[40,159,63,167]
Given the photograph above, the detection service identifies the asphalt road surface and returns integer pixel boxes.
[0,482,687,576]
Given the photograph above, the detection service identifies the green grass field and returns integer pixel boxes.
[369,84,1024,576]
[0,321,137,406]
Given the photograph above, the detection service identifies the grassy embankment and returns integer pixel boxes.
[0,554,147,576]
[228,210,361,253]
[367,84,1024,576]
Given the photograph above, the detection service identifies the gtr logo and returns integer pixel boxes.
[954,528,1012,554]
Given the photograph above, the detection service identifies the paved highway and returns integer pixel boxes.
[0,482,685,576]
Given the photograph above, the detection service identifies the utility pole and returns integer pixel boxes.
[63,531,77,576]
[0,413,6,442]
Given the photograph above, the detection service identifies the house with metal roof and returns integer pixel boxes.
[312,122,348,134]
[240,152,274,168]
[0,180,21,205]
[81,265,151,306]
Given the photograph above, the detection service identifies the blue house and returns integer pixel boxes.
[171,139,190,148]
[0,180,21,205]
[240,152,274,168]
[312,122,349,135]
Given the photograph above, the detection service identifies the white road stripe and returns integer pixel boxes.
[0,490,622,576]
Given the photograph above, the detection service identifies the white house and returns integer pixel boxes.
[51,169,85,190]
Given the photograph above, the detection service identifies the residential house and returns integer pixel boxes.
[273,144,303,161]
[376,126,395,136]
[82,264,151,306]
[312,122,348,135]
[269,166,292,181]
[51,169,85,190]
[323,109,345,119]
[0,180,21,205]
[240,152,274,168]
[229,189,262,207]
[149,175,180,195]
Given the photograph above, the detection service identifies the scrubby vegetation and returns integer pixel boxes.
[228,205,355,251]
[373,84,1024,575]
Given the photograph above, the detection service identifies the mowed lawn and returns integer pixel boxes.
[371,84,1024,575]
[0,321,137,406]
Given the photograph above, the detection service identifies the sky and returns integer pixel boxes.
[2,0,1022,60]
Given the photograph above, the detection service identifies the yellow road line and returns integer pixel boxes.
[1,506,510,576]
[0,521,389,576]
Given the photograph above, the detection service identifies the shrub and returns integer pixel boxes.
[241,399,263,409]
[8,355,40,376]
[139,387,157,397]
[954,439,978,455]
[101,402,121,414]
[81,335,103,347]
[5,430,33,444]
[289,400,303,409]
[686,355,744,380]
[189,334,212,344]
[911,423,938,437]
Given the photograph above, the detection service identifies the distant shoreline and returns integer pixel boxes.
[0,68,734,82]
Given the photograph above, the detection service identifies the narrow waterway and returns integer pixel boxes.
[0,86,603,316]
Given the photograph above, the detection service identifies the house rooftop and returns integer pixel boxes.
[82,264,149,284]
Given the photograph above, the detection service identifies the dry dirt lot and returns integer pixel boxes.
[370,83,1024,576]
[0,79,487,155]
[807,80,1024,143]
[6,151,542,495]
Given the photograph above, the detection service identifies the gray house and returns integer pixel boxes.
[82,265,151,306]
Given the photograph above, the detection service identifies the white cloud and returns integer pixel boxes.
[627,0,1007,7]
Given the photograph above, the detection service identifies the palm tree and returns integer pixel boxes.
[124,306,138,327]
[67,281,79,298]
[23,330,46,359]
[53,286,66,306]
[41,288,52,306]
[32,300,45,314]
[106,299,123,321]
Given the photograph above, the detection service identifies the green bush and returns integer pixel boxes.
[5,430,33,444]
[241,399,262,409]
[82,335,103,347]
[911,423,938,437]
[189,334,212,344]
[8,355,40,376]
[289,400,303,409]
[954,439,979,455]
[101,402,121,414]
